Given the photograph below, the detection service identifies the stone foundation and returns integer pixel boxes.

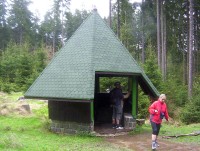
[136,119,145,125]
[124,113,136,130]
[50,120,94,134]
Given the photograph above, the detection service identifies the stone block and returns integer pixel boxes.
[124,113,136,130]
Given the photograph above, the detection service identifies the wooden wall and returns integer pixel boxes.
[48,100,91,123]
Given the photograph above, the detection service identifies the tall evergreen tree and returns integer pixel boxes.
[40,0,70,54]
[7,0,35,44]
[65,9,89,39]
[0,0,9,49]
[0,0,6,27]
[156,0,161,69]
[188,0,194,98]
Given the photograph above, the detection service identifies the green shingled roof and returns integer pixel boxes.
[25,10,159,100]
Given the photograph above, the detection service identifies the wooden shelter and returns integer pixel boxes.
[25,9,159,134]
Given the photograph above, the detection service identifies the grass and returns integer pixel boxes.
[0,92,23,102]
[0,92,200,150]
[160,122,200,144]
[129,124,151,135]
[0,92,129,151]
[0,116,130,151]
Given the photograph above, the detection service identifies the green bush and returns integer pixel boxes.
[99,77,129,93]
[1,83,16,94]
[137,91,150,119]
[180,94,200,124]
[0,42,48,93]
[162,74,188,107]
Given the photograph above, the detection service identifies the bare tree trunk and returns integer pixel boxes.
[61,0,64,46]
[161,0,167,81]
[109,0,112,28]
[117,0,120,38]
[188,0,194,98]
[186,3,190,85]
[161,0,164,80]
[164,8,167,80]
[182,9,188,85]
[157,0,161,69]
[141,0,145,63]
[52,31,55,56]
[194,8,198,74]
[19,26,23,45]
[183,51,187,84]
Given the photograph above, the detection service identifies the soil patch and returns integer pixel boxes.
[105,132,200,151]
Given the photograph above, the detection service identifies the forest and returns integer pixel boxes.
[0,0,200,124]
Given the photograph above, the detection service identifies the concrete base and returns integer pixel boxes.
[124,113,136,130]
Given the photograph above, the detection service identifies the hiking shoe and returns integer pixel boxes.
[152,142,157,150]
[116,126,124,130]
[112,125,116,129]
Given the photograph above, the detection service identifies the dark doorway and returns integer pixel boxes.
[94,92,112,124]
[93,92,132,134]
[94,73,132,132]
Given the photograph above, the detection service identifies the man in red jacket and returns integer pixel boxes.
[149,94,169,150]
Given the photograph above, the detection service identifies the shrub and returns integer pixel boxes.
[0,42,48,93]
[180,94,200,124]
[137,91,150,119]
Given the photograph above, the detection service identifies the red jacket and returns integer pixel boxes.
[149,99,169,124]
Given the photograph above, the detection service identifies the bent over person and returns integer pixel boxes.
[149,94,169,150]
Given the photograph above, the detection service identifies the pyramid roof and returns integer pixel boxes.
[25,10,159,100]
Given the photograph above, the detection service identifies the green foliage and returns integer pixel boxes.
[99,77,129,93]
[137,91,150,119]
[180,97,200,124]
[162,75,188,107]
[142,41,163,91]
[180,76,200,124]
[0,42,48,93]
[66,10,90,39]
[7,0,36,44]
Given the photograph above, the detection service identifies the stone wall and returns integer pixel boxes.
[50,120,94,134]
[124,113,136,130]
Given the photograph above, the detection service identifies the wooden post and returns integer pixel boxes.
[132,77,138,118]
[90,101,94,122]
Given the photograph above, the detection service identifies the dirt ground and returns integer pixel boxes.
[105,132,200,151]
[94,123,200,150]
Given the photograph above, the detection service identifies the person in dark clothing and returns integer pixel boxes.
[110,82,130,129]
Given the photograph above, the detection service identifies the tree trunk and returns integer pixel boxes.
[157,0,161,69]
[109,0,112,28]
[52,31,55,56]
[194,7,198,74]
[117,0,120,38]
[183,50,187,84]
[61,0,64,46]
[19,26,23,45]
[188,0,194,98]
[161,0,167,81]
[141,0,145,63]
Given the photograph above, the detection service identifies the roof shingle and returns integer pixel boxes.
[25,10,159,100]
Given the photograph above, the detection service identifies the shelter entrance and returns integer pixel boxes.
[93,73,134,132]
